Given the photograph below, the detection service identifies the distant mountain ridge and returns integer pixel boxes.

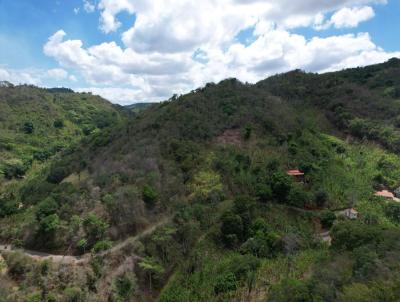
[125,102,157,113]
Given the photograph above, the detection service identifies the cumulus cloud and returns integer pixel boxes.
[43,27,400,104]
[315,6,375,29]
[76,87,154,104]
[83,0,96,13]
[41,0,398,104]
[100,0,386,49]
[47,68,68,80]
[98,0,134,33]
[331,6,375,28]
[0,67,42,85]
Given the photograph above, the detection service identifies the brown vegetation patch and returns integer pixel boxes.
[215,129,243,147]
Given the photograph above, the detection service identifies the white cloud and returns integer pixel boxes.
[74,7,80,14]
[43,28,400,104]
[40,0,399,104]
[315,6,375,29]
[47,68,68,80]
[83,0,96,13]
[69,75,78,82]
[98,0,134,33]
[0,67,42,85]
[331,6,375,28]
[76,87,154,105]
[99,0,385,49]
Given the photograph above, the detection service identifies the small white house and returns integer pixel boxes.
[342,208,358,220]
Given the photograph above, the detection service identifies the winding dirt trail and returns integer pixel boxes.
[0,216,171,265]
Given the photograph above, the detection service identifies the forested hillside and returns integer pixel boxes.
[2,60,400,301]
[0,83,125,183]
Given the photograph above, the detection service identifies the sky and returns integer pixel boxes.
[0,0,400,105]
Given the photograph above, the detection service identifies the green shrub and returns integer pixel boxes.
[23,121,34,134]
[320,210,336,229]
[287,185,309,208]
[92,240,112,253]
[63,287,84,302]
[53,119,64,129]
[4,252,32,279]
[39,214,61,233]
[26,292,41,302]
[142,185,158,208]
[113,273,136,300]
[314,190,328,208]
[214,273,237,294]
[268,279,311,302]
[255,184,273,203]
[270,172,292,202]
[36,197,58,220]
[47,163,71,184]
[83,214,109,244]
[3,162,27,179]
[220,211,243,247]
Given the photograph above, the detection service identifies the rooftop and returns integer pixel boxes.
[375,190,395,199]
[287,169,304,176]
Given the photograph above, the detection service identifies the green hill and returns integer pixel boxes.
[2,60,400,301]
[125,102,157,114]
[0,84,125,182]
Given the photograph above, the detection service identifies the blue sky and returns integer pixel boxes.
[0,0,399,104]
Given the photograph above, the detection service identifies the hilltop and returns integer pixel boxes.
[1,59,400,301]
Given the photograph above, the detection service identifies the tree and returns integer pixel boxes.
[92,240,112,253]
[47,164,70,184]
[142,185,158,208]
[244,124,252,140]
[268,279,311,302]
[255,184,273,203]
[385,203,400,223]
[314,190,328,208]
[352,247,378,280]
[36,197,58,220]
[77,239,88,254]
[23,121,34,134]
[287,185,309,208]
[320,210,336,229]
[270,172,292,202]
[338,283,375,302]
[233,196,255,238]
[220,211,243,247]
[152,226,177,263]
[349,118,369,138]
[331,221,380,251]
[113,273,136,300]
[53,119,64,129]
[83,214,109,244]
[39,214,60,233]
[63,287,84,302]
[3,162,27,179]
[214,273,237,294]
[138,257,164,291]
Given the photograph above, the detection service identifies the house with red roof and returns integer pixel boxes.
[375,190,395,199]
[287,169,305,182]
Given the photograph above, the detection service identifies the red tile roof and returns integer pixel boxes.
[287,170,304,176]
[375,190,395,199]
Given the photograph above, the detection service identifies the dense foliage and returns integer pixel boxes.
[2,59,400,301]
[0,85,125,182]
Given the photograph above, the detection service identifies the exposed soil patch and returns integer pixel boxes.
[215,129,243,147]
